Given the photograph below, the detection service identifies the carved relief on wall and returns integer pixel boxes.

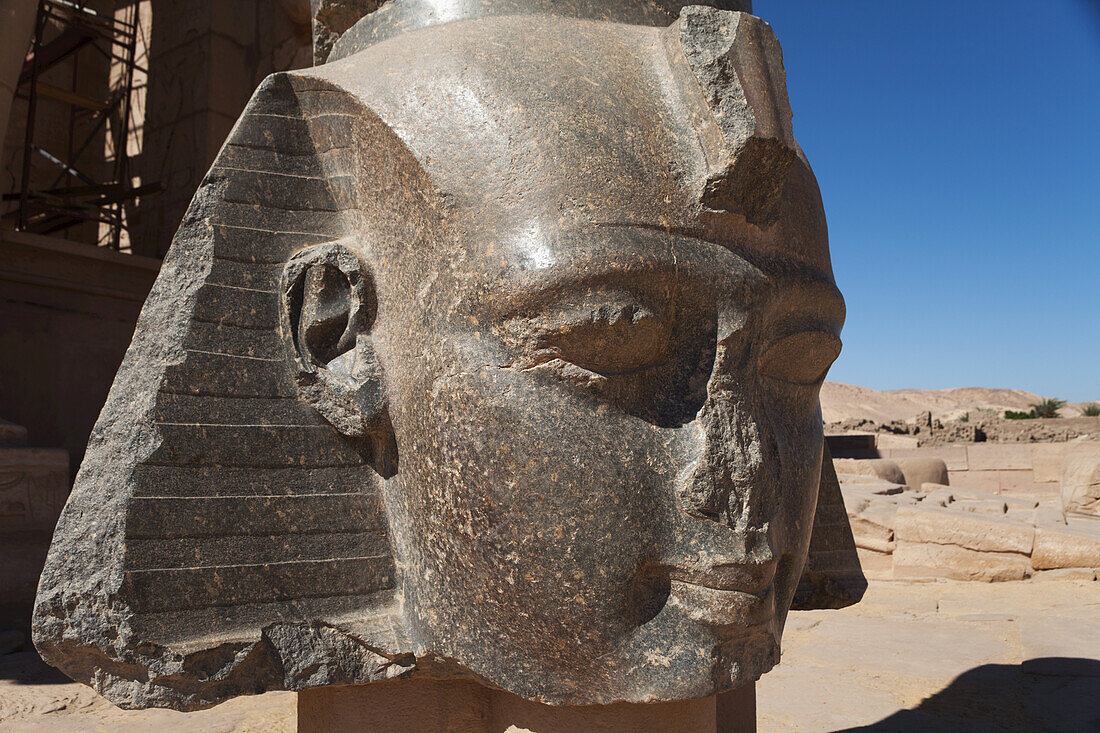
[0,448,69,532]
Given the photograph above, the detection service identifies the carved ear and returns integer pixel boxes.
[670,6,801,226]
[281,240,392,451]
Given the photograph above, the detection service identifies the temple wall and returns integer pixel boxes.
[877,443,1080,501]
[0,228,160,475]
[125,0,312,257]
[1,0,312,467]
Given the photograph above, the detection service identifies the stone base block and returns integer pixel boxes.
[893,541,1031,582]
[894,505,1034,555]
[1032,521,1100,570]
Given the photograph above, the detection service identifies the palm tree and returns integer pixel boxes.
[1030,398,1066,419]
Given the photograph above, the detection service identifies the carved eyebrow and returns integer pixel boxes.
[478,224,776,316]
[484,257,681,317]
[593,221,834,284]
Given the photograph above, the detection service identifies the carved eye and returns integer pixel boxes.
[757,331,841,385]
[548,302,671,376]
[501,292,673,377]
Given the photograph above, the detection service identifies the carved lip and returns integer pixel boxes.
[668,580,776,632]
[667,558,777,594]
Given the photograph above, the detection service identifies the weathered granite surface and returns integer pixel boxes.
[34,0,861,711]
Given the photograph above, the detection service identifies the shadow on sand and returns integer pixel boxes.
[0,646,72,687]
[840,657,1100,732]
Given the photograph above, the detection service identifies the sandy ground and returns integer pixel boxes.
[758,579,1099,731]
[1,580,1097,732]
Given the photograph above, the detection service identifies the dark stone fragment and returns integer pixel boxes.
[35,0,860,712]
[792,443,868,610]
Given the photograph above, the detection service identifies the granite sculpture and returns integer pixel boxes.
[33,0,863,711]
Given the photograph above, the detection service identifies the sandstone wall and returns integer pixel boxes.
[0,229,159,474]
[875,442,1100,500]
[125,0,312,257]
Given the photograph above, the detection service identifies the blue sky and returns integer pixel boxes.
[755,0,1099,401]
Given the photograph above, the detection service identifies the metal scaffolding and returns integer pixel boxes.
[4,0,157,249]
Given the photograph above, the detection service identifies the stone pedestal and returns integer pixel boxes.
[298,678,755,733]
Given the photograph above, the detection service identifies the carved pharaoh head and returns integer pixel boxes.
[34,0,862,711]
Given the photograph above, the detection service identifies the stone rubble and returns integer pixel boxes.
[839,467,1100,582]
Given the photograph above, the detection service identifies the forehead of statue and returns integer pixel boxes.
[320,14,707,231]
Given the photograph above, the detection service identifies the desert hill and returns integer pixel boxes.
[820,382,1094,424]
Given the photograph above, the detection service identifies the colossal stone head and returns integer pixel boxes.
[33,0,863,711]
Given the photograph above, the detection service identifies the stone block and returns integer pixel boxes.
[875,433,919,450]
[854,547,894,579]
[849,503,895,553]
[952,499,1009,516]
[893,457,948,491]
[1031,522,1100,570]
[839,477,906,496]
[894,505,1034,555]
[967,444,1032,471]
[1030,567,1096,581]
[1031,444,1066,483]
[1061,448,1100,517]
[996,469,1055,499]
[1003,504,1038,524]
[886,446,968,471]
[833,458,905,485]
[893,541,1030,582]
[928,490,1007,512]
[921,486,957,506]
[948,469,1000,494]
[923,485,1038,519]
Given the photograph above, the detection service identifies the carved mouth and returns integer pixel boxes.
[665,559,778,632]
[629,559,778,630]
